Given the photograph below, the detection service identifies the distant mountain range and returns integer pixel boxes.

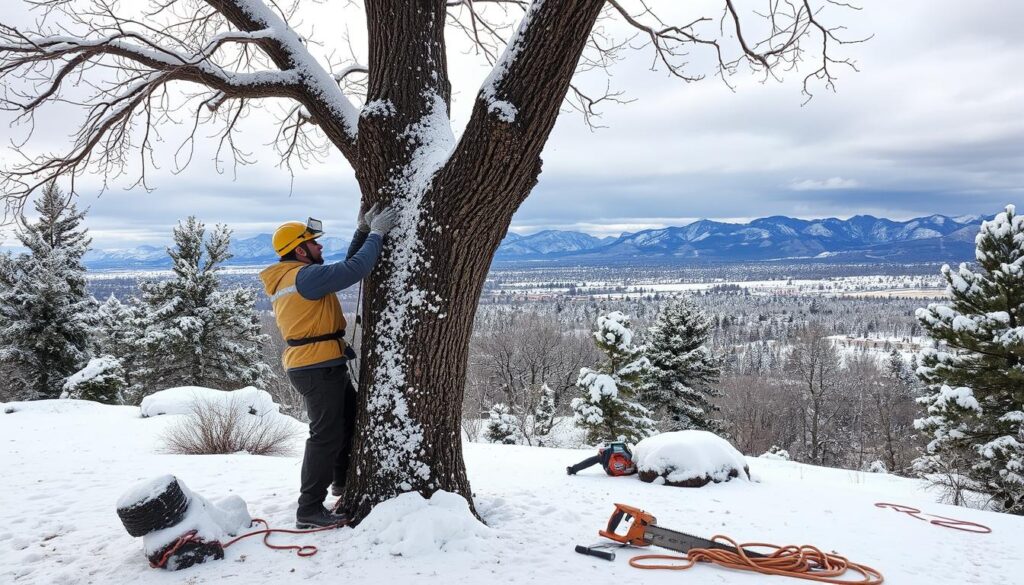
[73,213,988,269]
[498,214,986,264]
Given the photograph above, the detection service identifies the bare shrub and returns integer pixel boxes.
[161,396,300,456]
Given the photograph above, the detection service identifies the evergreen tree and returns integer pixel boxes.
[915,205,1024,515]
[61,356,126,404]
[94,294,147,402]
[642,299,725,432]
[485,403,517,444]
[534,383,556,437]
[572,312,656,444]
[0,182,94,399]
[136,217,270,396]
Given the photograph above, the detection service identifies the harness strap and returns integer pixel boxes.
[287,329,346,347]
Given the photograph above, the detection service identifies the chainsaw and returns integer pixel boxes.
[566,442,636,476]
[579,503,765,560]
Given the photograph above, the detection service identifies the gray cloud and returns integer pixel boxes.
[1,0,1022,248]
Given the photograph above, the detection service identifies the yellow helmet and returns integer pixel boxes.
[272,218,325,256]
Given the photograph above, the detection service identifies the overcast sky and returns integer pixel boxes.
[1,0,1022,248]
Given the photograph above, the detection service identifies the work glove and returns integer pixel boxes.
[369,206,399,236]
[357,203,379,233]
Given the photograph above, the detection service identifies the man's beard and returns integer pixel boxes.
[300,242,324,264]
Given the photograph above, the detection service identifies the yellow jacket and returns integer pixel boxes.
[259,261,347,370]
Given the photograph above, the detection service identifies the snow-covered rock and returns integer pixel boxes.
[633,430,750,487]
[140,386,279,418]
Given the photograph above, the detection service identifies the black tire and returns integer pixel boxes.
[117,477,190,537]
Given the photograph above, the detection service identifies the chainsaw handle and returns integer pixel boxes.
[598,503,654,546]
[606,508,627,534]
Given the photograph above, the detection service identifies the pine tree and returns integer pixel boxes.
[534,383,556,437]
[642,299,725,432]
[136,217,270,396]
[572,312,657,444]
[0,182,94,400]
[485,403,517,444]
[61,356,126,404]
[94,294,147,402]
[915,205,1024,515]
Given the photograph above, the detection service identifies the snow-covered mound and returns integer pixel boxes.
[350,491,492,558]
[633,430,750,486]
[1,397,119,415]
[140,386,280,417]
[117,475,251,560]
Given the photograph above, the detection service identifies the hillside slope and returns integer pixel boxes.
[1,398,1020,584]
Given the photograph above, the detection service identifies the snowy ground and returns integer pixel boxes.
[2,398,1022,585]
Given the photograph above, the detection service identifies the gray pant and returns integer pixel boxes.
[287,365,357,514]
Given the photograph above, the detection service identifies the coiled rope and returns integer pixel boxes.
[150,517,347,569]
[628,534,883,584]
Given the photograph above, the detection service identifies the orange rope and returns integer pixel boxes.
[221,517,347,557]
[628,535,883,584]
[873,502,991,534]
[150,530,201,569]
[150,517,346,569]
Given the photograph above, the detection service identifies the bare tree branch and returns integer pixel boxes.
[0,0,367,213]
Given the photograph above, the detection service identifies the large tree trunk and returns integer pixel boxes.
[340,0,606,522]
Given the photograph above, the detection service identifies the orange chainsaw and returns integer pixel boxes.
[595,503,766,558]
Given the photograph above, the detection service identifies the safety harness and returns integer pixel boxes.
[286,329,346,347]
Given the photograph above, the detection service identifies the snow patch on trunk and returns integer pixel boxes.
[369,91,455,489]
[478,0,545,120]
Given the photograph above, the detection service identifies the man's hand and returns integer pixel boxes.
[357,203,379,233]
[370,206,400,236]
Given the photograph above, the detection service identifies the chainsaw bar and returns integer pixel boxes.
[644,525,766,558]
[598,503,766,559]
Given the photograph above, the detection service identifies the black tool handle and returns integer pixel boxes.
[567,454,602,475]
[575,545,615,561]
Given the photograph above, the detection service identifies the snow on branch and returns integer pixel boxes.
[0,0,364,212]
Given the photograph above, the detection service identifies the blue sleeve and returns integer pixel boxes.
[295,233,382,300]
[347,228,369,260]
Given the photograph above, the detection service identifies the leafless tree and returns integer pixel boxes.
[468,310,596,445]
[0,0,864,521]
[788,325,846,465]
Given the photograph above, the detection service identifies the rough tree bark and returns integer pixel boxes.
[345,0,607,520]
[0,0,860,523]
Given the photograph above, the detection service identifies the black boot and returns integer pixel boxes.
[296,506,348,529]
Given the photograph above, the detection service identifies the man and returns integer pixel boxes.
[259,204,398,528]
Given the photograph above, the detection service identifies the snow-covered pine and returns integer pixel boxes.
[61,355,126,405]
[533,383,556,438]
[136,218,271,397]
[571,312,657,444]
[0,182,94,400]
[760,445,792,461]
[93,294,148,403]
[641,298,725,432]
[914,204,1024,515]
[485,403,517,445]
